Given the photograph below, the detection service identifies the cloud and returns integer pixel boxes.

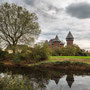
[1,0,90,50]
[0,0,6,4]
[66,2,90,19]
[23,0,40,6]
[23,0,63,19]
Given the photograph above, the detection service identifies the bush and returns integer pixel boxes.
[18,43,50,62]
[20,49,32,60]
[51,44,90,56]
[30,43,50,61]
[51,47,61,56]
[12,53,22,64]
[0,50,9,60]
[61,46,76,56]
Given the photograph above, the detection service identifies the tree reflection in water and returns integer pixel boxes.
[0,66,90,90]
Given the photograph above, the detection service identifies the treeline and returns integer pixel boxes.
[0,43,50,64]
[0,43,90,64]
[14,43,50,63]
[51,45,90,56]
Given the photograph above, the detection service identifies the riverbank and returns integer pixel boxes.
[27,56,90,66]
[1,56,90,71]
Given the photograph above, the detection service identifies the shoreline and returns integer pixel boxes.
[1,60,90,72]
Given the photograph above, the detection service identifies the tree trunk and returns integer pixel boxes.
[12,45,16,55]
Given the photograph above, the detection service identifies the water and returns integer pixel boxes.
[0,66,90,90]
[46,75,90,90]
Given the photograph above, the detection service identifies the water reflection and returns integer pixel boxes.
[0,66,90,90]
[51,77,60,85]
[66,74,74,88]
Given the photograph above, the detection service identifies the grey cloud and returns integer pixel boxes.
[66,2,90,19]
[42,28,69,40]
[0,0,6,4]
[23,0,63,20]
[0,0,21,5]
[23,0,38,6]
[36,8,58,20]
[0,0,90,50]
[48,4,63,14]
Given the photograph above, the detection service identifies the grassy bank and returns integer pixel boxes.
[1,56,90,69]
[50,56,90,59]
[0,56,90,71]
[24,56,90,71]
[27,56,90,67]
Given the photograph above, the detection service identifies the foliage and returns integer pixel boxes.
[20,43,50,61]
[31,43,50,61]
[0,2,41,54]
[12,53,21,64]
[0,49,9,60]
[51,45,90,56]
[51,47,61,56]
[61,46,76,56]
[0,74,34,90]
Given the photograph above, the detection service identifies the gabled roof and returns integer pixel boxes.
[66,31,74,40]
[54,35,60,41]
[53,35,60,42]
[48,35,64,45]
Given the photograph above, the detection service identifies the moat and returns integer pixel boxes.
[0,66,90,90]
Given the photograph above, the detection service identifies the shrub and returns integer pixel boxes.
[29,43,50,61]
[20,50,32,60]
[0,50,9,60]
[51,44,90,56]
[18,43,50,62]
[12,53,21,64]
[51,47,61,56]
[62,46,76,56]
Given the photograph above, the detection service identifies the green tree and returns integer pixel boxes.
[30,43,50,61]
[52,47,61,56]
[0,3,41,54]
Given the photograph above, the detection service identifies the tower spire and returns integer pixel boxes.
[66,31,74,46]
[66,31,74,40]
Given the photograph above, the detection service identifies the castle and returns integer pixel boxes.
[45,31,74,49]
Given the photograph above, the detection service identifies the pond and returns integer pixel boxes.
[0,66,90,90]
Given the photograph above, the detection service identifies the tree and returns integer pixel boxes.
[0,3,41,54]
[28,43,50,61]
[51,47,61,56]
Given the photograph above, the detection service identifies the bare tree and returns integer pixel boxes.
[0,3,41,54]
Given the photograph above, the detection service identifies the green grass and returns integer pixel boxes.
[50,56,90,59]
[27,56,90,67]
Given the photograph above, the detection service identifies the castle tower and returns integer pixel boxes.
[53,35,61,48]
[66,31,74,46]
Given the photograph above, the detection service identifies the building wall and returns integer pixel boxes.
[67,40,73,46]
[53,42,60,48]
[60,44,64,48]
[50,41,53,49]
[49,41,64,49]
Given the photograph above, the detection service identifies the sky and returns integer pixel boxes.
[0,0,90,50]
